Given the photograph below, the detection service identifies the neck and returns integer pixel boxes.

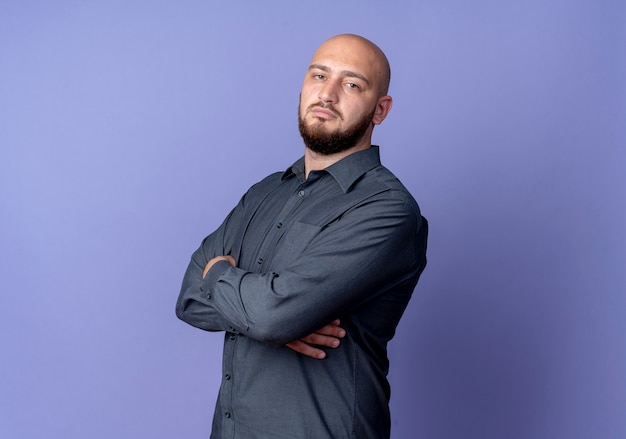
[304,142,371,179]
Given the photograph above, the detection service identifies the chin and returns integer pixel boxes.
[309,117,339,130]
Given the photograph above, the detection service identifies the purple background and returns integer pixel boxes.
[1,1,624,438]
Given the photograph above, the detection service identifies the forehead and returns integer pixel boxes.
[310,37,382,82]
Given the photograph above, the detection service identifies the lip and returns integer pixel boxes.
[309,106,339,120]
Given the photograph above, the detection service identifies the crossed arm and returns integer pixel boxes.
[178,186,421,359]
[202,255,345,359]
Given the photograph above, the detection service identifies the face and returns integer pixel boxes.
[298,35,392,155]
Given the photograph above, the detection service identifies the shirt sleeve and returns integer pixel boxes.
[175,198,244,332]
[201,191,425,345]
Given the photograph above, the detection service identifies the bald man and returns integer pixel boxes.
[177,34,428,439]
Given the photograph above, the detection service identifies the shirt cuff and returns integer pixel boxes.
[203,259,233,298]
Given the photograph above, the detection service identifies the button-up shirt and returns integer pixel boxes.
[176,146,428,439]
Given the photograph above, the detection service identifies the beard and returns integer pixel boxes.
[298,100,376,155]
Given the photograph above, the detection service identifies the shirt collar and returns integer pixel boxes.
[281,146,382,193]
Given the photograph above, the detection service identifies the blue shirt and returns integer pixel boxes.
[176,146,428,439]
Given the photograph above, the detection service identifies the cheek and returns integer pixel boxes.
[299,92,323,118]
[299,89,312,108]
[342,102,367,122]
[352,99,377,120]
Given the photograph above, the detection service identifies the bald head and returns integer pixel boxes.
[311,34,391,96]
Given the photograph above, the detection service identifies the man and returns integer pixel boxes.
[176,34,428,439]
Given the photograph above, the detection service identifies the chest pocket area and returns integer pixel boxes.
[267,221,322,270]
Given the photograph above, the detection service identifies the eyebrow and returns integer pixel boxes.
[308,64,371,86]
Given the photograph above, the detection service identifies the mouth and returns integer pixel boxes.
[308,104,341,120]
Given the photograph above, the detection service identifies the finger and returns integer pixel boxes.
[285,340,326,359]
[314,321,346,338]
[300,333,341,348]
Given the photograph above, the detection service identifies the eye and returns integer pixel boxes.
[346,82,360,90]
[313,74,326,80]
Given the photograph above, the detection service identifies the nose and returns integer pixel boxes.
[318,79,339,104]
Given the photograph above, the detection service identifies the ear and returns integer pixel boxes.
[372,95,393,125]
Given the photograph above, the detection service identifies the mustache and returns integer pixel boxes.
[307,102,343,120]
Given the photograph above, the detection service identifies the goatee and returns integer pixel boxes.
[298,102,375,155]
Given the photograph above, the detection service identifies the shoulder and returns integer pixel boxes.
[360,165,422,217]
[243,171,285,199]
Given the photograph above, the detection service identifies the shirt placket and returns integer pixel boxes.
[219,180,312,437]
[253,183,310,272]
[220,326,237,438]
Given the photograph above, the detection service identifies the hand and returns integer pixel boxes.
[286,319,346,359]
[202,255,236,279]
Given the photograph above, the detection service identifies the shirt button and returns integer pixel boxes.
[229,334,237,340]
[276,222,283,228]
[257,258,264,265]
[225,412,231,418]
[225,374,231,380]
[298,190,305,197]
